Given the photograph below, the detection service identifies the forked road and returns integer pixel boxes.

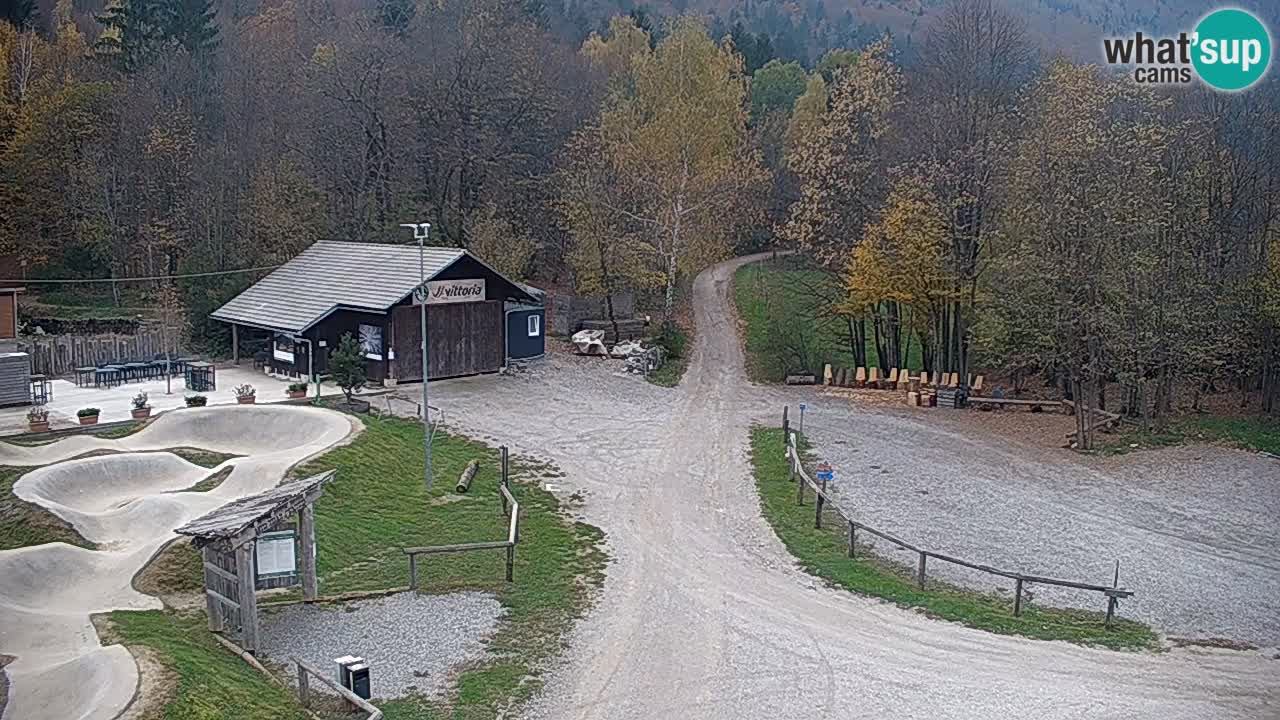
[430,255,1278,720]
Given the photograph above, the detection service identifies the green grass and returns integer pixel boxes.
[646,324,691,387]
[0,466,93,551]
[750,426,1158,651]
[101,611,310,720]
[733,258,924,383]
[112,412,607,720]
[169,448,238,469]
[1095,415,1280,456]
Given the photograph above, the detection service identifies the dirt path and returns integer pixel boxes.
[423,255,1277,720]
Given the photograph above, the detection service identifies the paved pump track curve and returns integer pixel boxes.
[422,255,1278,720]
[0,405,359,720]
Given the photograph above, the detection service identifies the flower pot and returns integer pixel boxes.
[28,421,50,433]
[131,407,152,420]
[237,395,256,404]
[79,415,99,426]
[287,390,306,399]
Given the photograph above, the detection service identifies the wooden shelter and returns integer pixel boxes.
[175,470,335,653]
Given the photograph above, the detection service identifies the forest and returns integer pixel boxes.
[3,0,1280,447]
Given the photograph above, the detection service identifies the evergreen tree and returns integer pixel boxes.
[167,0,218,55]
[1,0,38,29]
[96,0,218,72]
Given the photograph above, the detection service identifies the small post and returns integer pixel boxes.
[409,553,418,590]
[847,521,856,558]
[916,552,927,590]
[506,544,515,582]
[782,405,790,443]
[231,324,240,365]
[815,478,826,529]
[297,663,310,707]
[1105,596,1117,628]
[799,403,806,435]
[1013,577,1024,616]
[236,541,259,653]
[500,446,510,516]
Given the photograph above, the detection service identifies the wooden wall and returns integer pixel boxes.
[20,329,180,377]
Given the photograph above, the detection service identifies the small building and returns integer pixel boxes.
[505,284,546,362]
[0,287,22,345]
[210,241,542,383]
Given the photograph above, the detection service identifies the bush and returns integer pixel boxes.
[77,407,100,418]
[656,321,687,359]
[233,384,255,398]
[288,382,308,393]
[132,391,149,410]
[185,395,208,407]
[329,333,367,404]
[27,407,49,423]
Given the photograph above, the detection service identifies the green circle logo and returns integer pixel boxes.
[1192,9,1271,91]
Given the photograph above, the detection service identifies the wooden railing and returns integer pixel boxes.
[294,657,382,719]
[403,446,521,588]
[782,408,1134,625]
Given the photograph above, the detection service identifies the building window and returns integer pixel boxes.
[527,314,541,337]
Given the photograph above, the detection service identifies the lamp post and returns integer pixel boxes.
[400,222,433,492]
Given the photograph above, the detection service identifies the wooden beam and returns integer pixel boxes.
[403,540,512,555]
[232,324,239,365]
[205,588,241,611]
[236,541,259,653]
[299,504,318,602]
[202,546,225,632]
[203,561,238,583]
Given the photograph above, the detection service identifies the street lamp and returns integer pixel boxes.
[400,222,433,492]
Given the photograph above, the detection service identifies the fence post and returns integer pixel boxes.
[409,553,418,590]
[1105,596,1116,628]
[782,405,790,442]
[1013,577,1024,616]
[916,552,927,590]
[297,663,311,707]
[847,521,856,558]
[506,544,515,583]
[500,446,509,516]
[815,478,826,529]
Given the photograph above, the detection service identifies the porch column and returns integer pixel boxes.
[231,324,239,365]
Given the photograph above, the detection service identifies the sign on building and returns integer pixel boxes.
[414,278,486,305]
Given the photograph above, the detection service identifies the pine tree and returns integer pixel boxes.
[1,0,38,30]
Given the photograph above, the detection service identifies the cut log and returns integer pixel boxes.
[456,460,479,494]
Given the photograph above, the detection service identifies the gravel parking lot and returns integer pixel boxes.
[800,399,1280,647]
[258,591,503,700]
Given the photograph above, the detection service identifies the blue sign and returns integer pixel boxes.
[816,471,834,481]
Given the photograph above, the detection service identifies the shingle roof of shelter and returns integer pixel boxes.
[175,470,335,544]
[210,240,534,333]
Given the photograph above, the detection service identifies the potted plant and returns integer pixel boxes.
[287,381,308,400]
[77,407,101,426]
[234,384,256,404]
[185,395,208,407]
[27,407,50,433]
[131,391,151,420]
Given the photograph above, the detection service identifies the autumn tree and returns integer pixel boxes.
[569,16,767,320]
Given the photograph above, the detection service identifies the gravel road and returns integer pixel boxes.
[419,254,1278,720]
[258,592,503,700]
[801,405,1280,646]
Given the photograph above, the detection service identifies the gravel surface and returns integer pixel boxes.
[387,254,1278,720]
[258,591,503,700]
[800,402,1280,646]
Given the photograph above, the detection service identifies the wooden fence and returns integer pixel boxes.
[19,328,181,378]
[782,407,1134,625]
[403,446,522,587]
[294,658,383,719]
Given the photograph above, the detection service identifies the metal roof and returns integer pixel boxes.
[210,241,528,333]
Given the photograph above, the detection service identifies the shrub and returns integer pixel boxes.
[185,395,208,407]
[656,321,687,359]
[77,407,100,418]
[27,407,49,423]
[329,332,367,404]
[288,382,308,393]
[131,391,149,410]
[233,384,256,398]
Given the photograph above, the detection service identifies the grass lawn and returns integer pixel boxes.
[734,258,923,383]
[100,611,310,720]
[750,426,1157,651]
[110,411,607,720]
[1095,415,1280,456]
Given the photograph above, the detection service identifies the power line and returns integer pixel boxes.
[1,265,282,284]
